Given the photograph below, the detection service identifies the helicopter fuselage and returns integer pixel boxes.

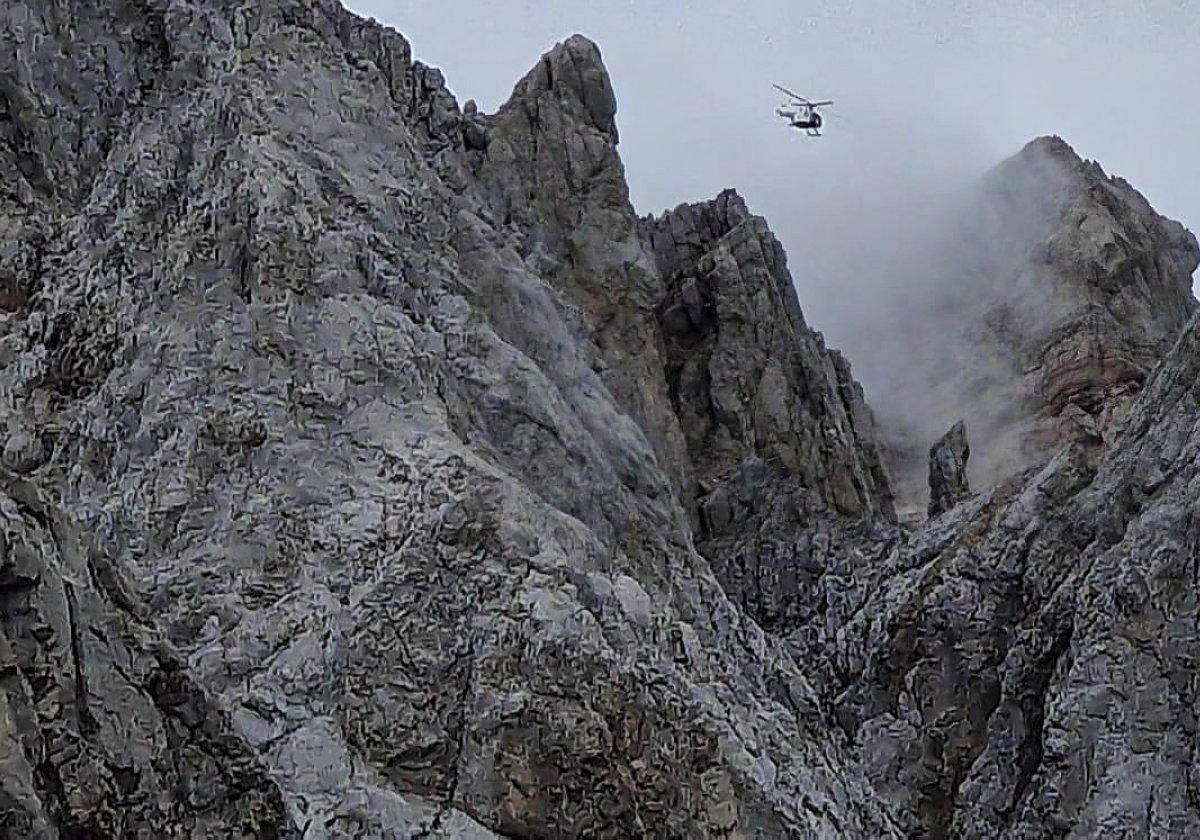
[776,102,825,135]
[789,112,822,130]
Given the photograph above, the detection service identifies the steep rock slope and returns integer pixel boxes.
[645,190,893,523]
[979,136,1198,449]
[642,191,897,634]
[877,136,1199,505]
[0,1,902,836]
[692,137,1200,840]
[814,311,1200,838]
[465,28,899,645]
[6,2,1200,839]
[0,478,293,837]
[468,36,695,512]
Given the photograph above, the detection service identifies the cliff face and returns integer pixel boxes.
[643,191,897,635]
[0,3,899,836]
[645,190,893,523]
[816,313,1200,838]
[979,136,1198,447]
[3,3,1200,839]
[468,35,695,513]
[877,135,1199,507]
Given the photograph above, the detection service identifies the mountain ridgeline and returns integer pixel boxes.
[1,2,1198,838]
[854,134,1200,507]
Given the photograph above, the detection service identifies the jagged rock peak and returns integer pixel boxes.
[992,134,1199,439]
[0,4,910,836]
[505,34,618,139]
[1005,135,1122,188]
[1021,133,1082,161]
[638,186,899,650]
[646,188,800,331]
[824,310,1200,837]
[927,420,971,516]
[876,131,1200,507]
[644,188,894,521]
[20,3,1200,839]
[658,188,756,236]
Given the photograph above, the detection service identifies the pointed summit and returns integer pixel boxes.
[504,34,618,139]
[1021,134,1084,163]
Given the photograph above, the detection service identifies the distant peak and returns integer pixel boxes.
[989,135,1089,192]
[714,187,748,208]
[539,33,606,76]
[1023,135,1080,159]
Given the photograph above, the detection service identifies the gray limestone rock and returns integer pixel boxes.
[0,476,294,837]
[644,189,894,524]
[0,3,902,837]
[988,137,1199,453]
[639,189,899,640]
[3,2,1200,839]
[928,420,970,516]
[470,35,696,515]
[819,313,1200,837]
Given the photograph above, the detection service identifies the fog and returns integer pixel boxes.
[833,142,1080,505]
[345,0,1200,501]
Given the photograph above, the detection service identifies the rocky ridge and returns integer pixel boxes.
[1,2,1199,838]
[977,136,1198,453]
[817,311,1200,838]
[876,134,1200,506]
[0,1,899,836]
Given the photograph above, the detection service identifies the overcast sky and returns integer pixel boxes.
[344,1,1200,335]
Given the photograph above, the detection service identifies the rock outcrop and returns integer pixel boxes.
[3,2,1200,839]
[928,420,970,516]
[819,312,1200,838]
[645,190,894,523]
[0,2,900,836]
[874,135,1200,508]
[642,190,897,635]
[468,35,695,511]
[980,136,1199,449]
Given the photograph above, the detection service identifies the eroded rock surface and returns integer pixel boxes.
[3,2,1200,839]
[469,35,695,512]
[928,420,970,516]
[0,477,293,837]
[816,313,1200,838]
[0,2,901,836]
[646,190,893,524]
[640,190,898,636]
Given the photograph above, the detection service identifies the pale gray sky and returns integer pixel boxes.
[345,1,1200,335]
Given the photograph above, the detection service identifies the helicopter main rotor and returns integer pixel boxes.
[772,83,832,108]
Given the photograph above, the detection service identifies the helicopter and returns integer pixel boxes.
[773,83,834,136]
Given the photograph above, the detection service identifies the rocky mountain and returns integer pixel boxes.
[980,136,1198,451]
[811,310,1200,838]
[1,1,1198,838]
[0,2,899,836]
[874,135,1200,507]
